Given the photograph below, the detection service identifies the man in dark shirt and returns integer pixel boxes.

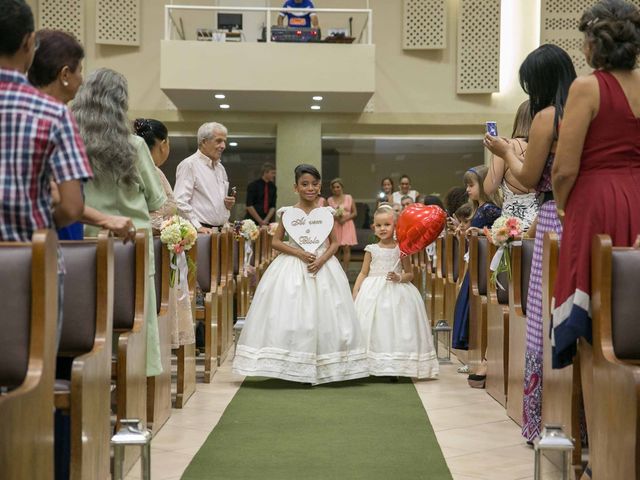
[245,163,277,225]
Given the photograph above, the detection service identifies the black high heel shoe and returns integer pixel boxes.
[467,373,486,388]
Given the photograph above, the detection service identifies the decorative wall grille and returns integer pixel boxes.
[403,0,447,50]
[96,0,141,46]
[456,0,501,94]
[38,0,83,42]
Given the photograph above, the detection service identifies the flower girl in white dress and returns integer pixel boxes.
[233,164,368,384]
[353,205,439,379]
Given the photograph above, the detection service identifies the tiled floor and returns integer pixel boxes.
[125,355,565,480]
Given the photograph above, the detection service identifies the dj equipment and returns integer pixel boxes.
[270,26,321,43]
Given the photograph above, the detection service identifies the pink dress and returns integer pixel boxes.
[328,194,358,246]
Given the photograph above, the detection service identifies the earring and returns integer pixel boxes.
[62,80,69,87]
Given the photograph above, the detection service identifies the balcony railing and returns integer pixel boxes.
[164,5,373,45]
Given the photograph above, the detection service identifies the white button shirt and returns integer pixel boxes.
[174,149,230,229]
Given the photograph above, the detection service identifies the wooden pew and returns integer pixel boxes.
[424,246,436,322]
[432,236,446,327]
[234,236,251,318]
[506,238,534,426]
[196,232,219,382]
[0,230,58,479]
[112,231,148,473]
[56,233,113,479]
[447,232,467,364]
[540,232,582,469]
[486,241,510,407]
[217,230,234,366]
[174,245,197,409]
[146,237,171,433]
[590,235,640,479]
[468,233,489,371]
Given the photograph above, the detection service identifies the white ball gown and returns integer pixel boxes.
[233,207,368,385]
[355,243,439,378]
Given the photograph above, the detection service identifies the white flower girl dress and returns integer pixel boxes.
[233,206,368,384]
[355,243,439,378]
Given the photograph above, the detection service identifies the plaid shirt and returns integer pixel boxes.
[0,68,92,243]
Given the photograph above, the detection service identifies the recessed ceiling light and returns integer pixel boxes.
[220,104,230,109]
[229,142,238,147]
[310,105,321,110]
[214,94,226,99]
[312,95,323,101]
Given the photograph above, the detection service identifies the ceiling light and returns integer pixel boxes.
[229,142,238,147]
[310,105,321,110]
[312,95,323,101]
[220,104,230,109]
[214,94,226,99]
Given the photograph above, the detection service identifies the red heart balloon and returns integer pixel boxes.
[396,204,447,256]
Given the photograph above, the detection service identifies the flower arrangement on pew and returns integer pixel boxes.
[233,219,260,276]
[160,215,197,289]
[483,216,522,289]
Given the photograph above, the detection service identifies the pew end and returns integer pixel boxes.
[590,234,640,479]
[0,230,58,479]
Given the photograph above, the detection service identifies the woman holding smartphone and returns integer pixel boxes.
[483,100,539,231]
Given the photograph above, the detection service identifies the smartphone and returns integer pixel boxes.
[230,186,237,197]
[485,121,498,137]
[378,191,386,200]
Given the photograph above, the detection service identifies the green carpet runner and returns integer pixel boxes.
[182,377,452,480]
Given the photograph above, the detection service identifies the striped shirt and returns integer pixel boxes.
[0,68,93,243]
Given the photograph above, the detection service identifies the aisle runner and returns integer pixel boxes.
[182,377,452,480]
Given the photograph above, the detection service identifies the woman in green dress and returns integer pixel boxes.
[71,68,167,376]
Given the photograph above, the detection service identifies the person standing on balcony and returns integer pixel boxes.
[277,0,319,28]
[245,163,277,226]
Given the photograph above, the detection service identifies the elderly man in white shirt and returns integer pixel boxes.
[174,122,236,233]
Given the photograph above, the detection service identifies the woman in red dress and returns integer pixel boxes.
[552,2,640,477]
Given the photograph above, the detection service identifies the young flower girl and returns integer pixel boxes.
[233,164,368,384]
[353,205,439,379]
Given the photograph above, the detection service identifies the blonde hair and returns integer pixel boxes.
[374,204,396,221]
[330,177,344,188]
[512,100,532,139]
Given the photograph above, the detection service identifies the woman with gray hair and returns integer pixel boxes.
[71,68,167,376]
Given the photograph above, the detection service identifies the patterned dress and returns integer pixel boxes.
[500,179,538,231]
[521,154,563,442]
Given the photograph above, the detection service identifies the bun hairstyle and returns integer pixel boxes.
[133,118,168,150]
[294,164,321,182]
[580,0,640,70]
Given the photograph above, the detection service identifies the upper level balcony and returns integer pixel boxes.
[160,5,375,113]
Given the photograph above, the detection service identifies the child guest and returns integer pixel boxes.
[451,166,501,356]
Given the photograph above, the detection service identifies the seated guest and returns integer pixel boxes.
[400,195,414,210]
[420,195,445,209]
[245,163,277,226]
[444,186,468,217]
[277,0,319,28]
[392,175,419,204]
